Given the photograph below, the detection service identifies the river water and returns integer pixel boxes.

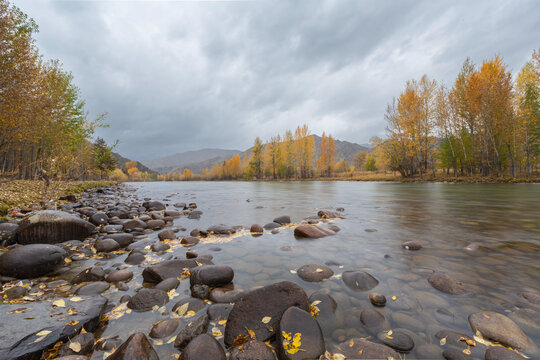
[87,181,540,359]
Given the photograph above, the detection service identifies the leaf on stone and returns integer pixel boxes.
[247,329,255,339]
[67,320,79,326]
[462,348,471,355]
[153,339,163,346]
[391,296,397,301]
[316,268,323,273]
[68,342,82,353]
[52,299,66,308]
[261,316,271,324]
[232,333,249,346]
[36,330,52,336]
[70,296,84,302]
[439,337,447,346]
[218,320,227,325]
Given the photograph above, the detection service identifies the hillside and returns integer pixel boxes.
[112,152,155,173]
[145,136,369,174]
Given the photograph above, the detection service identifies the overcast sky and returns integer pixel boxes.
[15,0,540,160]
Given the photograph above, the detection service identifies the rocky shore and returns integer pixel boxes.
[0,184,538,359]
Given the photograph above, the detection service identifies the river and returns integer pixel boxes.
[87,181,540,359]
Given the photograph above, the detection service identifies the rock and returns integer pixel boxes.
[191,284,209,299]
[105,333,158,360]
[71,266,105,284]
[174,314,209,349]
[377,329,414,352]
[179,333,225,360]
[186,251,198,259]
[230,340,275,360]
[122,219,147,231]
[294,225,335,238]
[155,278,179,292]
[127,289,169,312]
[172,298,207,314]
[90,212,109,226]
[151,242,170,252]
[76,281,110,295]
[207,303,233,321]
[174,203,187,209]
[428,272,468,295]
[16,210,95,244]
[273,215,291,225]
[158,230,176,241]
[146,219,165,230]
[297,264,333,282]
[125,252,145,265]
[342,270,379,291]
[327,224,340,233]
[142,201,165,211]
[277,306,325,360]
[188,203,197,209]
[207,224,236,235]
[58,332,95,356]
[369,292,386,306]
[250,224,263,233]
[106,233,134,247]
[309,290,337,322]
[224,281,309,346]
[336,338,399,359]
[149,318,180,339]
[187,211,201,219]
[142,259,201,283]
[181,236,200,246]
[519,291,540,306]
[263,222,281,230]
[0,223,18,244]
[0,295,107,360]
[510,308,540,331]
[442,348,472,360]
[402,241,422,250]
[0,244,66,278]
[209,288,245,303]
[106,269,133,283]
[360,308,387,331]
[317,210,340,219]
[485,347,527,360]
[468,311,532,350]
[165,210,181,218]
[190,265,234,287]
[5,286,27,299]
[95,238,120,253]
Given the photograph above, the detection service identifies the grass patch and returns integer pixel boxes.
[0,203,9,216]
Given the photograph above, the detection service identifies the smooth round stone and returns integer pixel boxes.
[149,318,180,339]
[297,264,334,282]
[106,233,134,247]
[106,269,133,283]
[207,303,233,321]
[181,236,200,246]
[71,266,105,284]
[360,309,386,330]
[106,332,158,360]
[76,281,110,295]
[0,244,66,278]
[369,292,387,307]
[94,239,120,253]
[186,251,198,259]
[179,334,225,360]
[402,241,422,250]
[5,286,27,299]
[277,306,325,360]
[190,265,234,287]
[309,290,337,321]
[209,288,245,303]
[172,297,206,314]
[229,340,274,360]
[377,329,414,352]
[125,252,145,265]
[158,230,176,241]
[342,271,379,291]
[151,242,170,252]
[250,224,263,233]
[468,311,532,350]
[127,288,169,312]
[428,272,468,295]
[336,338,398,359]
[90,212,109,226]
[155,278,179,292]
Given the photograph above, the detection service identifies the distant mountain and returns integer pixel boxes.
[142,148,242,174]
[112,152,155,173]
[146,136,369,174]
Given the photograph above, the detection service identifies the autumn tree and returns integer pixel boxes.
[353,150,367,171]
[294,125,315,178]
[317,132,337,176]
[248,137,263,179]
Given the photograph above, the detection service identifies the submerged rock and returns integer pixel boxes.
[294,225,335,238]
[273,215,291,225]
[468,311,532,350]
[0,244,66,278]
[342,270,379,291]
[142,259,202,283]
[297,264,334,282]
[428,272,468,295]
[224,281,309,346]
[277,306,325,360]
[149,318,179,339]
[16,210,95,244]
[336,338,399,359]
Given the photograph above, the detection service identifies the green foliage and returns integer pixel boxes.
[93,137,117,175]
[365,155,377,171]
[0,203,10,216]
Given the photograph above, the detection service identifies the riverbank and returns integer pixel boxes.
[0,180,117,217]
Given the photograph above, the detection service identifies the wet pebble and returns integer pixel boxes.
[377,329,414,353]
[297,264,334,282]
[127,289,169,312]
[149,318,179,339]
[369,292,386,307]
[179,333,225,360]
[106,269,133,283]
[76,281,110,295]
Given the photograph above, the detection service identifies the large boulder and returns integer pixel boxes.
[224,281,309,346]
[0,244,66,278]
[142,259,204,283]
[16,210,95,244]
[0,295,107,360]
[468,311,532,350]
[105,333,158,360]
[276,306,325,360]
[0,223,18,245]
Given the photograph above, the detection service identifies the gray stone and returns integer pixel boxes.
[16,210,95,244]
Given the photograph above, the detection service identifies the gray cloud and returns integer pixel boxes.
[14,0,540,160]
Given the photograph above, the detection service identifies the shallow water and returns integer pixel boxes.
[83,181,540,359]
